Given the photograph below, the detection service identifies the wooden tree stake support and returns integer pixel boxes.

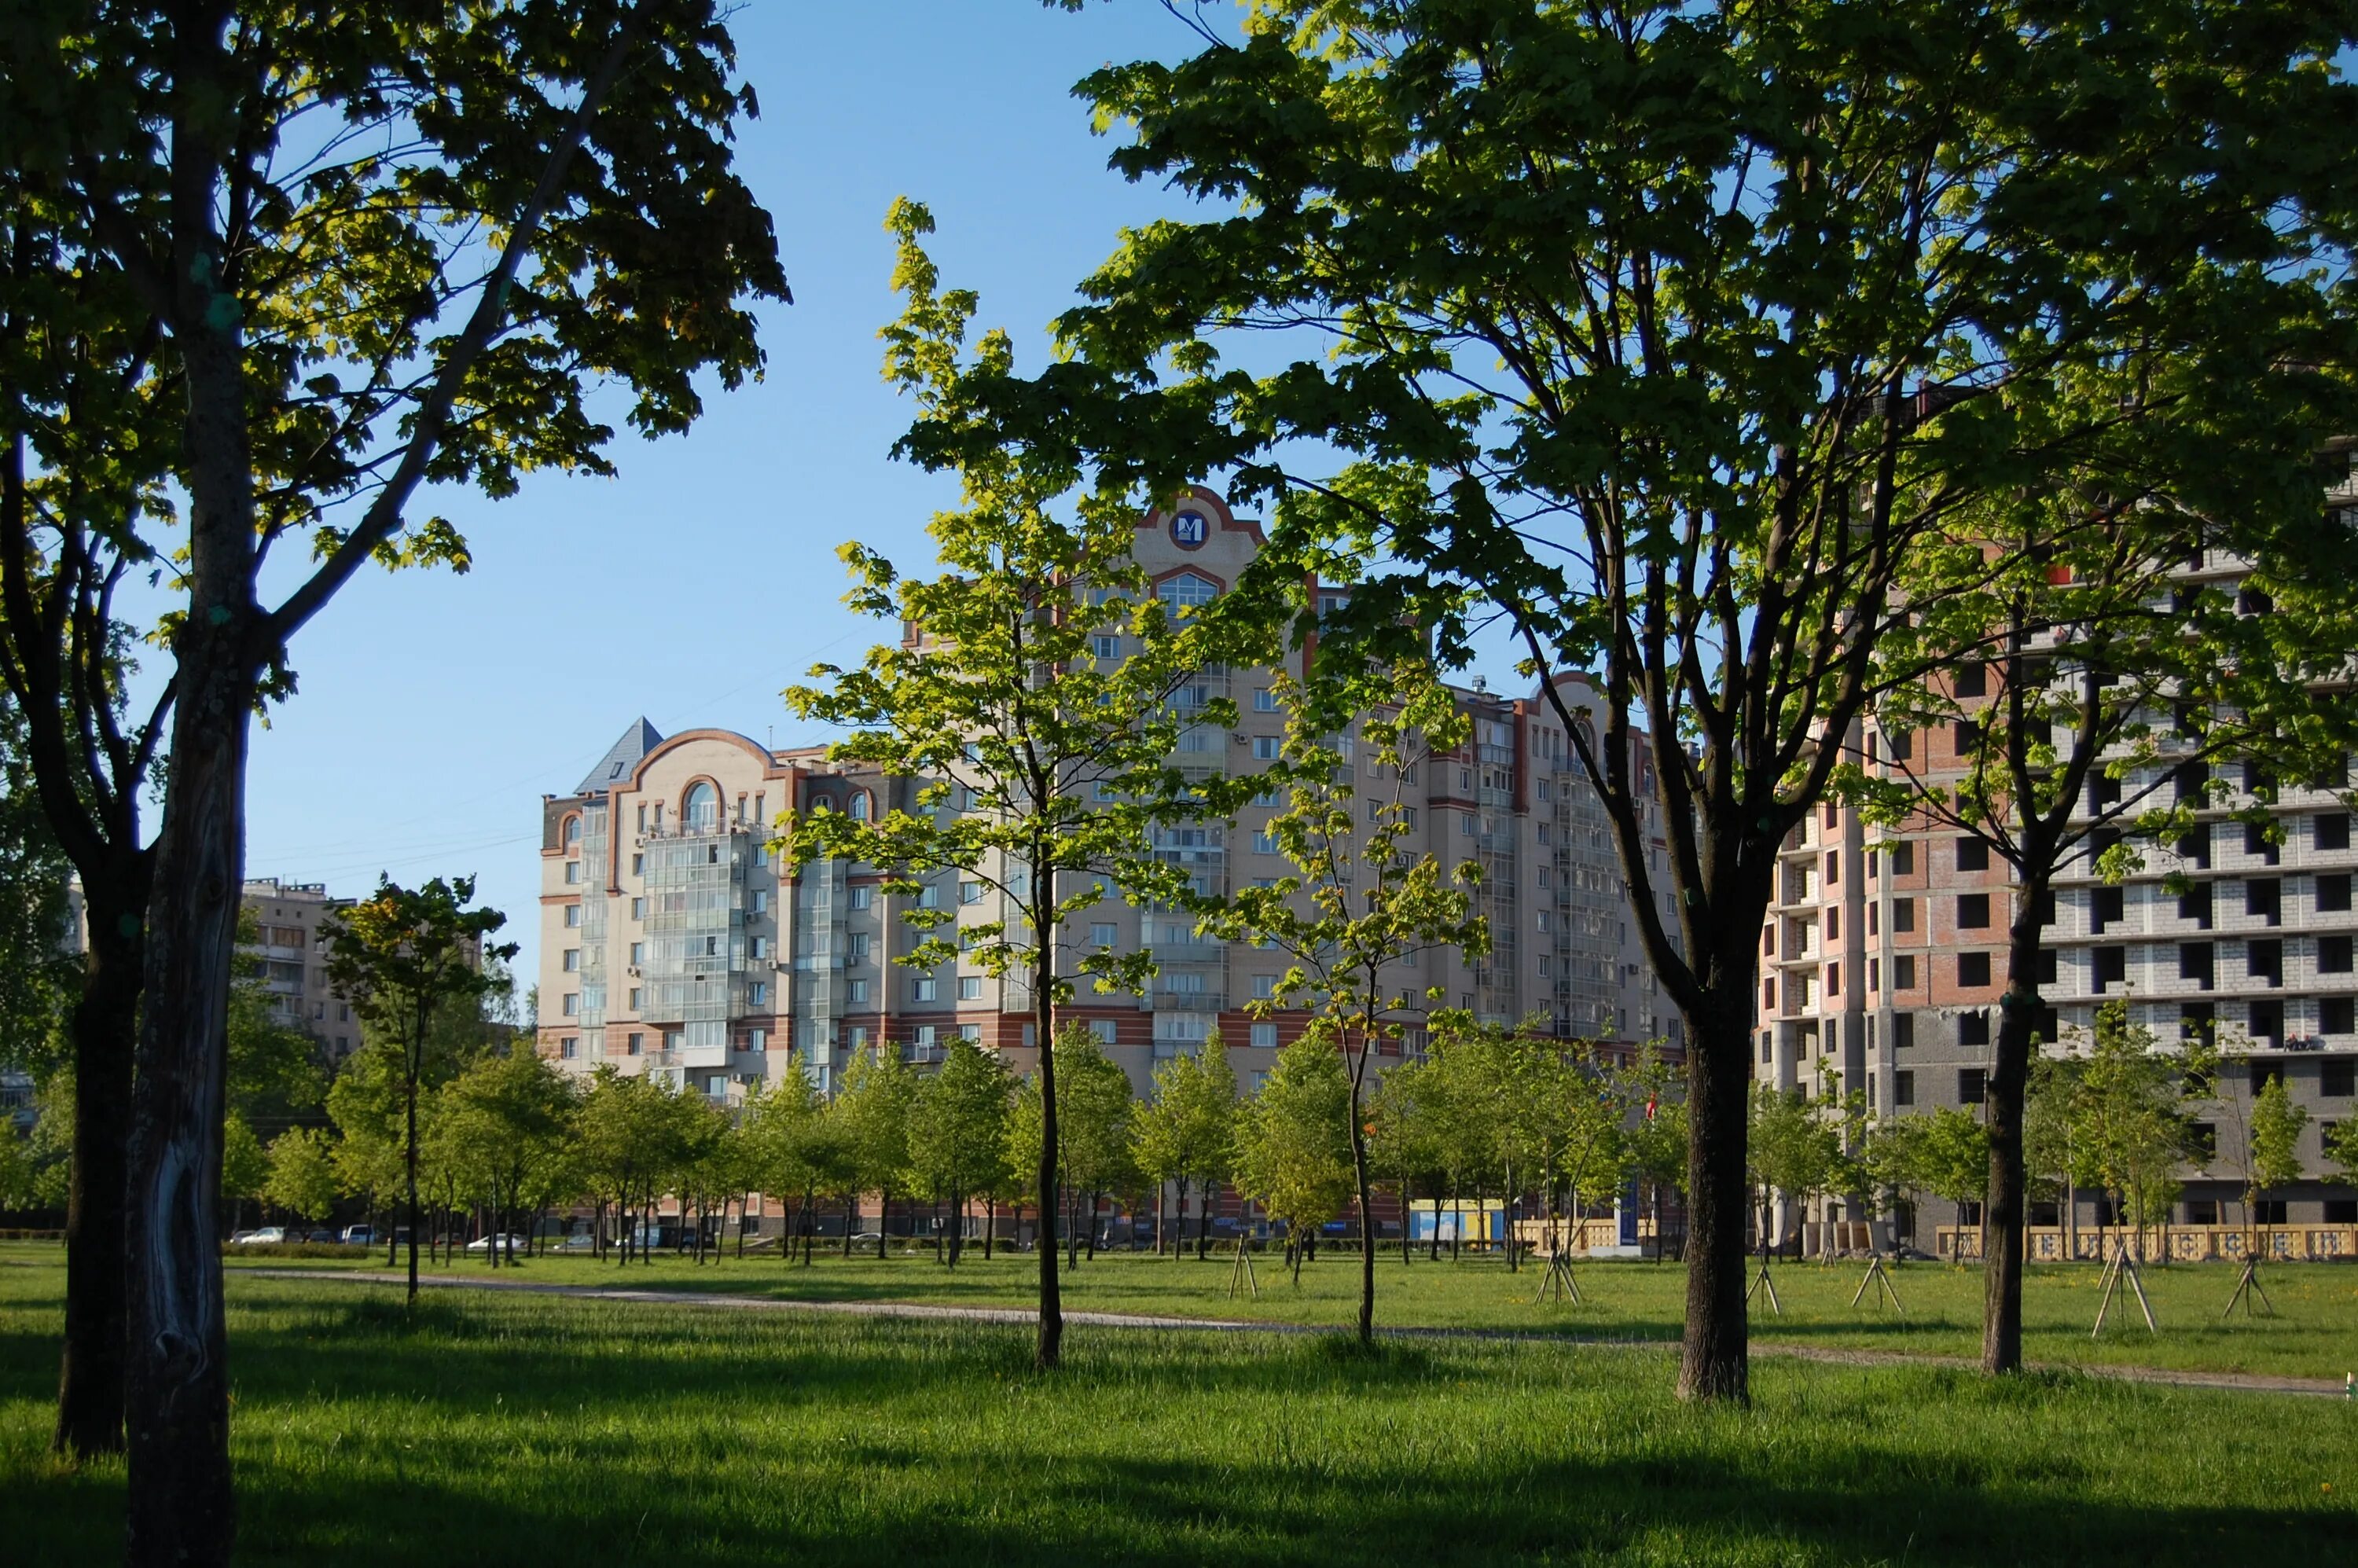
[1746,1257,1782,1316]
[1227,1239,1259,1300]
[1850,1252,1904,1314]
[1534,1246,1583,1305]
[2092,1239,2158,1337]
[2220,1254,2276,1320]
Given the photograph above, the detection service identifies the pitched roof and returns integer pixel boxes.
[574,718,664,796]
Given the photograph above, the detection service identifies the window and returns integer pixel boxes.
[1959,1011,1990,1047]
[850,885,873,910]
[1893,1012,1915,1049]
[1959,953,1992,987]
[628,989,641,1009]
[750,889,769,915]
[1252,975,1279,1000]
[1092,633,1121,659]
[1251,1022,1278,1048]
[911,976,937,1002]
[1893,1070,1915,1107]
[2092,885,2123,932]
[2249,938,2283,987]
[2319,873,2353,913]
[1868,958,1879,993]
[629,942,645,965]
[1958,894,1990,928]
[2248,878,2282,926]
[1953,718,1982,755]
[2180,941,2216,990]
[1894,954,1916,990]
[564,861,582,885]
[624,1033,642,1056]
[1893,898,1915,933]
[1959,1068,1986,1105]
[1089,923,1118,949]
[562,948,581,972]
[960,879,984,905]
[749,936,769,960]
[2179,881,2213,928]
[2250,1059,2286,1092]
[1891,840,1915,876]
[1164,971,1207,994]
[2037,948,2058,985]
[847,979,869,1004]
[1953,663,1987,699]
[1253,831,1278,854]
[959,976,984,1001]
[2095,946,2126,990]
[918,884,940,909]
[1253,736,1281,760]
[749,982,767,1008]
[683,780,719,832]
[2323,1057,2356,1096]
[1825,962,1839,997]
[564,905,582,928]
[1825,850,1839,885]
[1254,687,1276,712]
[561,993,579,1017]
[847,933,871,960]
[2324,1000,2356,1037]
[1158,571,1218,612]
[1461,813,1475,836]
[560,1037,578,1060]
[1089,1019,1118,1045]
[1955,839,1989,873]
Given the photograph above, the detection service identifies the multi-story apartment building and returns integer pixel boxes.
[1757,627,2358,1244]
[241,877,369,1060]
[536,489,1684,1103]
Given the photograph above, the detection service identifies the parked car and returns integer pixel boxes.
[341,1225,376,1246]
[304,1230,336,1244]
[465,1233,531,1254]
[233,1227,287,1247]
[558,1233,596,1252]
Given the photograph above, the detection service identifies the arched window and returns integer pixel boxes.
[850,791,871,821]
[683,780,719,832]
[562,815,582,850]
[1157,572,1217,614]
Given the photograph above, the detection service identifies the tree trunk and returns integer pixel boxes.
[125,370,255,1566]
[1197,1182,1213,1260]
[1033,943,1062,1370]
[404,1047,421,1303]
[1675,982,1754,1405]
[877,1187,889,1260]
[1346,1039,1377,1346]
[983,1193,996,1260]
[53,905,144,1459]
[1982,871,2049,1375]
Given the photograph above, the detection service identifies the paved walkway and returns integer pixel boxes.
[246,1268,2350,1398]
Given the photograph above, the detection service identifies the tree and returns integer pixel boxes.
[1879,1108,1992,1264]
[955,0,2358,1403]
[1367,1053,1445,1263]
[7,6,784,1540]
[261,1128,337,1231]
[1235,1036,1354,1286]
[2326,1118,2358,1198]
[908,1037,1014,1266]
[1218,663,1483,1342]
[784,202,1262,1366]
[742,1059,828,1265]
[834,1044,916,1259]
[2231,1071,2309,1291]
[321,878,514,1303]
[219,1114,266,1235]
[2066,1002,2206,1262]
[1526,1041,1628,1267]
[1861,348,2358,1365]
[1621,1050,1688,1261]
[575,1067,687,1267]
[437,1049,579,1266]
[1134,1031,1240,1258]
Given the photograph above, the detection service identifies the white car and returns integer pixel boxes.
[233,1227,287,1247]
[465,1233,531,1254]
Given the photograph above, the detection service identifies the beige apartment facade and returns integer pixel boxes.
[535,490,1684,1102]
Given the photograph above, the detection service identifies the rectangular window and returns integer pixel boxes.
[2323,1000,2356,1037]
[560,1037,578,1060]
[1252,975,1279,1000]
[2324,1056,2356,1094]
[958,976,983,1001]
[561,993,579,1016]
[911,976,937,1002]
[1894,954,1917,990]
[847,933,872,960]
[2248,938,2283,986]
[1955,839,1989,873]
[1868,957,1879,993]
[746,1027,768,1052]
[1893,898,1915,933]
[2036,948,2058,985]
[2319,873,2353,913]
[629,897,645,920]
[847,979,869,1004]
[1892,840,1915,876]
[562,948,581,972]
[1092,633,1121,659]
[2095,946,2126,989]
[1252,831,1278,854]
[1959,1068,1987,1104]
[918,884,940,909]
[748,982,768,1008]
[749,936,769,960]
[628,988,641,1010]
[564,861,582,885]
[2179,881,2213,928]
[2248,878,2282,925]
[1893,1070,1915,1107]
[1254,687,1276,712]
[2180,942,2216,990]
[625,1033,642,1056]
[2319,813,2353,851]
[1959,952,1991,987]
[1089,923,1118,949]
[1957,893,1990,929]
[1251,1022,1278,1048]
[1825,962,1839,997]
[1825,850,1840,886]
[564,905,582,927]
[1253,736,1281,760]
[1089,1019,1118,1045]
[850,885,874,910]
[1959,1011,1990,1047]
[2092,885,2123,932]
[1893,1012,1915,1049]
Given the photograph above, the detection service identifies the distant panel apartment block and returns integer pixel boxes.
[536,490,1684,1100]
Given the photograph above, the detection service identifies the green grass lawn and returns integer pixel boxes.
[221,1238,2358,1380]
[2,1250,2352,1566]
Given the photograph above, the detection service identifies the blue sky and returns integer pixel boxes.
[239,4,1263,1002]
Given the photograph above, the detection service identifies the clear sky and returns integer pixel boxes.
[238,4,1263,1004]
